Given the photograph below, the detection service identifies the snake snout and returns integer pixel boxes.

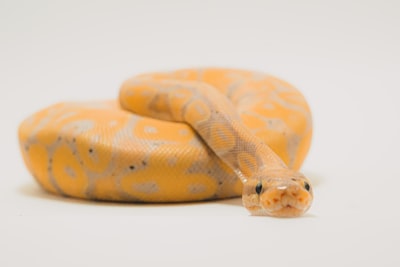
[260,181,313,217]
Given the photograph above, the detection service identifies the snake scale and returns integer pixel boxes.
[18,68,313,217]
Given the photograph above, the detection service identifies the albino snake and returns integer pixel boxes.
[19,68,313,217]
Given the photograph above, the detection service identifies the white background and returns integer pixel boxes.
[1,0,399,266]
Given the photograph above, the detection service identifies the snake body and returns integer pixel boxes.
[19,68,313,217]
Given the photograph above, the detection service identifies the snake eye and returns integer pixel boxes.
[304,182,311,191]
[255,182,263,194]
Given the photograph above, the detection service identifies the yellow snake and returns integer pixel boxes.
[18,68,313,217]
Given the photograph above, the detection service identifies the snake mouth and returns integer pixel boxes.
[268,205,306,218]
[248,204,306,217]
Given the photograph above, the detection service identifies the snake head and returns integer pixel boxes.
[242,169,313,217]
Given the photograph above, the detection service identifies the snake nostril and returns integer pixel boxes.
[298,197,304,203]
[273,198,279,203]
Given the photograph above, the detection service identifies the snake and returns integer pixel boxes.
[18,68,313,217]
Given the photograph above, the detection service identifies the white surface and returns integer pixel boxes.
[1,0,399,266]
